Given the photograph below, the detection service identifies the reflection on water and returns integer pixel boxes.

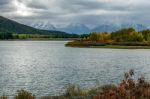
[0,41,150,97]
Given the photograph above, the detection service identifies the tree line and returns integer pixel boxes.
[0,32,79,39]
[80,28,150,43]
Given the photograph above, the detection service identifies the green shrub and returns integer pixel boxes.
[14,89,35,99]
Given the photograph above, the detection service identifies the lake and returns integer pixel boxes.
[0,41,150,97]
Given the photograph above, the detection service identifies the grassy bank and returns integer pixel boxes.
[69,45,150,49]
[1,70,150,99]
[66,41,150,49]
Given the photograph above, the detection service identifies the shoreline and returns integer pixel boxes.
[66,41,150,49]
[66,45,150,49]
[0,38,76,41]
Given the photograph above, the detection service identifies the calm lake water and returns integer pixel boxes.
[1,41,150,97]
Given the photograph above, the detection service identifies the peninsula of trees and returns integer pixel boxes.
[66,28,150,48]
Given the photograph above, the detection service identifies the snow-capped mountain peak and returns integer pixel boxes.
[30,21,56,30]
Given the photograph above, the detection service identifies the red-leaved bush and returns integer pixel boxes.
[93,69,150,99]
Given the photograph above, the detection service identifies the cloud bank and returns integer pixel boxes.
[0,0,150,26]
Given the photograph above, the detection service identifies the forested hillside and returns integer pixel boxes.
[0,16,79,39]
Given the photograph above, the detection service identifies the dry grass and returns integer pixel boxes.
[0,96,7,99]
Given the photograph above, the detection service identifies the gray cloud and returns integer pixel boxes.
[0,0,150,26]
[0,0,11,5]
[17,0,48,9]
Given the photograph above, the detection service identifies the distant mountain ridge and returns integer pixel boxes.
[30,22,90,34]
[120,23,148,31]
[0,16,78,38]
[30,21,149,34]
[59,23,90,34]
[31,21,56,30]
[91,24,118,32]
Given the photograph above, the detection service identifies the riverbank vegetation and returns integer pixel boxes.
[66,28,150,48]
[1,70,150,99]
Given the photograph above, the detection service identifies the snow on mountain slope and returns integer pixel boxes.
[30,21,149,34]
[30,21,56,30]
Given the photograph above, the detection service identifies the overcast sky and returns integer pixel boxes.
[0,0,150,26]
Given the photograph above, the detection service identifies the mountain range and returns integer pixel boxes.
[0,16,149,36]
[30,21,149,34]
[0,16,78,38]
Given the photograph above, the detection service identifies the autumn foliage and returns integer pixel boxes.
[93,70,150,99]
[81,28,150,43]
